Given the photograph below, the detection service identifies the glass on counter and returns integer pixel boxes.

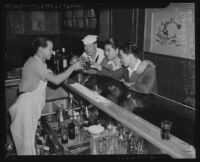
[161,120,172,140]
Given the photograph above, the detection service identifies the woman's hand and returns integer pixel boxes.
[90,62,102,71]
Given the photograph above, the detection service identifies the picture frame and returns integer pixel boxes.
[150,10,194,60]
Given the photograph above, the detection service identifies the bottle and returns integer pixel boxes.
[42,135,50,155]
[61,124,68,144]
[57,107,64,137]
[68,99,75,140]
[62,48,67,71]
[55,49,60,74]
[68,118,75,140]
[68,93,73,118]
[51,51,58,74]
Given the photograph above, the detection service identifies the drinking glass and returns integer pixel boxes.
[161,120,172,140]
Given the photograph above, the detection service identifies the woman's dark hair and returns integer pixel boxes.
[32,37,52,53]
[105,37,119,49]
[119,42,139,58]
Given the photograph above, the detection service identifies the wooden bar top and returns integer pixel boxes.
[62,80,195,159]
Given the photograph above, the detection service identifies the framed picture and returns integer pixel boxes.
[150,10,194,60]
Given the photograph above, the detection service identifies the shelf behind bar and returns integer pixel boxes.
[62,79,195,159]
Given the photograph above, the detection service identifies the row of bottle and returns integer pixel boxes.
[49,47,69,74]
[35,124,55,155]
[57,94,92,145]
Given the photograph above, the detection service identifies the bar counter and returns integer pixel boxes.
[58,72,196,158]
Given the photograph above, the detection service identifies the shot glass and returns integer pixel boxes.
[161,120,172,140]
[85,60,91,70]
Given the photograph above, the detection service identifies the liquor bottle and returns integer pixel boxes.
[61,124,68,144]
[68,118,75,140]
[61,48,67,71]
[61,104,67,120]
[51,51,57,74]
[57,107,64,137]
[42,134,50,155]
[68,93,73,118]
[68,100,75,140]
[55,49,60,74]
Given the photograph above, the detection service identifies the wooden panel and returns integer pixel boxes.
[62,81,195,158]
[144,52,195,108]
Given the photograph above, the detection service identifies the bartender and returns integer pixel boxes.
[9,37,84,155]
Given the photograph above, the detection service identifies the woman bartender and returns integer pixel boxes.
[9,37,84,155]
[91,42,157,94]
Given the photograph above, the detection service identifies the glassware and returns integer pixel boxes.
[161,120,172,140]
[90,134,100,155]
[84,60,91,70]
[98,137,103,153]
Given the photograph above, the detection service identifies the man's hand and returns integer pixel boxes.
[124,82,136,87]
[69,55,79,65]
[90,62,102,71]
[71,61,84,71]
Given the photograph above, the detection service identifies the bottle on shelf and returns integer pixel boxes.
[51,51,57,74]
[55,49,60,74]
[61,47,67,71]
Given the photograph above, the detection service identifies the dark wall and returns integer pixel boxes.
[144,52,195,108]
[111,9,134,44]
[5,11,61,70]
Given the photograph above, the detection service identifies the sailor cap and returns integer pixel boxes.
[82,35,97,44]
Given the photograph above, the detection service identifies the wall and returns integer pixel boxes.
[5,11,61,70]
[143,3,195,107]
[111,9,134,44]
[98,9,111,41]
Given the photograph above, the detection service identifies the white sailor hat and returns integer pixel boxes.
[82,35,97,45]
